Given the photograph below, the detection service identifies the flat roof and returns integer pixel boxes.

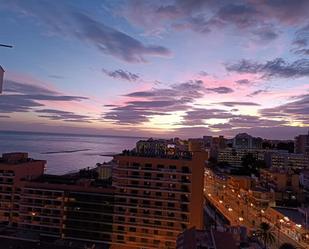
[274,207,303,225]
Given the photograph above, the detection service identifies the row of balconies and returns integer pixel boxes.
[114,174,191,184]
[113,183,190,193]
[113,218,187,231]
[115,193,190,203]
[115,165,192,174]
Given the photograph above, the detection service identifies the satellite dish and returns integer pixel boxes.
[0,66,4,94]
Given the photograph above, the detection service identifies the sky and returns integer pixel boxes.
[0,0,308,139]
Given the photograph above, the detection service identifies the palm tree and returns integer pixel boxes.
[256,222,276,249]
[279,243,297,249]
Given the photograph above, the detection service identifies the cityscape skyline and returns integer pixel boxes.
[0,0,308,139]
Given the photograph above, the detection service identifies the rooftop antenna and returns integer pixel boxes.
[0,43,13,94]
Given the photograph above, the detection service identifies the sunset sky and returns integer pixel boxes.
[0,0,308,139]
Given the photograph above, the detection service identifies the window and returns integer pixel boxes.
[155,201,162,206]
[168,202,175,208]
[157,164,164,170]
[169,165,176,170]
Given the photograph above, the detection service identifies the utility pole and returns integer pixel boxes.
[0,43,13,93]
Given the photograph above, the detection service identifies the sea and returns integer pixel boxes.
[0,131,141,175]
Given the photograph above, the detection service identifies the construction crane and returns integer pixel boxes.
[0,43,13,93]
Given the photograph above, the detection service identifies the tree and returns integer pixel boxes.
[256,222,276,249]
[279,243,297,249]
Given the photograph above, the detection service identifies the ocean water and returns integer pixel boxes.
[0,131,141,175]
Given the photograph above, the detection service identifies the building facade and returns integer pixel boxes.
[0,153,45,225]
[111,151,206,249]
[295,132,309,155]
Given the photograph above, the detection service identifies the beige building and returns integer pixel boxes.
[111,151,207,249]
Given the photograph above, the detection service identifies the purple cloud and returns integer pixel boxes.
[3,0,171,63]
[102,69,140,82]
[226,58,309,79]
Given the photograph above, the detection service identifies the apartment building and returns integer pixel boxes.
[295,131,309,155]
[217,148,266,168]
[270,151,309,169]
[0,152,45,225]
[111,150,207,249]
[18,174,115,245]
[260,168,303,205]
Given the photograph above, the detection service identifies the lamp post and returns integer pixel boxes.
[277,219,284,247]
[0,43,13,94]
[0,44,13,48]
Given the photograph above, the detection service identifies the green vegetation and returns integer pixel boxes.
[256,222,276,249]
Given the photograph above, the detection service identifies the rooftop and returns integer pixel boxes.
[0,152,45,165]
[118,149,193,160]
[274,207,303,225]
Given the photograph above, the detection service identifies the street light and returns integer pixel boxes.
[0,44,13,48]
[0,43,13,94]
[277,219,284,246]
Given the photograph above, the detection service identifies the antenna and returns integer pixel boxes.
[0,43,13,93]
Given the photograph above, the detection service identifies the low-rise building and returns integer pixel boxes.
[217,148,266,168]
[260,168,303,206]
[270,151,309,169]
[176,227,238,249]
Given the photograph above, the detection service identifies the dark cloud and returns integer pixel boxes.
[247,89,268,97]
[181,108,235,126]
[209,123,233,129]
[121,0,309,42]
[74,12,171,63]
[36,109,92,123]
[226,58,309,79]
[3,0,171,63]
[48,75,65,79]
[0,115,10,118]
[199,71,208,76]
[235,79,251,85]
[217,101,260,107]
[4,80,57,95]
[207,87,233,94]
[0,94,44,113]
[0,80,88,114]
[125,80,206,99]
[294,49,309,56]
[259,94,309,124]
[102,69,140,82]
[292,24,309,55]
[229,115,287,128]
[103,80,207,124]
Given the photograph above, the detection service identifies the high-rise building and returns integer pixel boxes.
[0,153,45,225]
[295,131,309,155]
[233,133,262,149]
[111,150,207,249]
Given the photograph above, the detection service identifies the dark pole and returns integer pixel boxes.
[0,44,13,48]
